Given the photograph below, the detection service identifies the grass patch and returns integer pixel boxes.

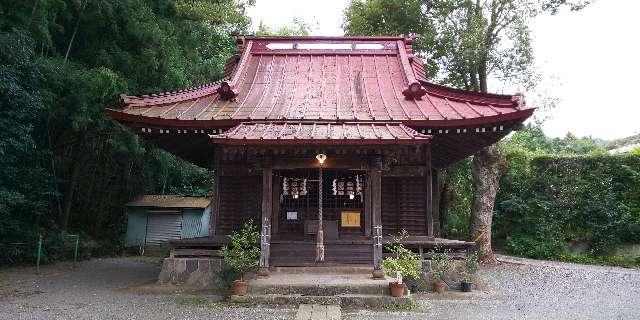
[556,254,640,269]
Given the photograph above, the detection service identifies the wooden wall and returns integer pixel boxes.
[215,175,262,235]
[381,177,428,236]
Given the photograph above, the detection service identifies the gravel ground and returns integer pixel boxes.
[345,255,640,320]
[0,258,294,320]
[1,256,639,320]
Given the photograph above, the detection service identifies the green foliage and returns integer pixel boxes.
[343,0,438,76]
[439,125,640,263]
[429,249,454,281]
[382,231,421,282]
[503,234,561,259]
[0,31,52,257]
[0,0,250,264]
[219,221,260,281]
[498,154,640,256]
[441,159,473,238]
[459,251,478,282]
[216,265,241,289]
[256,17,313,36]
[493,126,640,259]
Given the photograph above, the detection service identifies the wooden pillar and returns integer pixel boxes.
[432,169,441,237]
[209,146,220,238]
[364,171,372,236]
[271,174,280,236]
[258,163,272,277]
[425,145,434,237]
[371,157,384,279]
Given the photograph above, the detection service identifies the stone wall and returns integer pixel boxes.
[157,257,224,288]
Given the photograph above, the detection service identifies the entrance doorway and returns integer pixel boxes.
[273,169,366,241]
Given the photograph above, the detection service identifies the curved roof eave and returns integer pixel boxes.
[106,107,534,128]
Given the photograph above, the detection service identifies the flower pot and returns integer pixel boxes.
[233,280,249,296]
[461,281,472,292]
[389,282,407,297]
[433,280,446,294]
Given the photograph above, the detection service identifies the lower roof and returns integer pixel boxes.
[209,122,431,145]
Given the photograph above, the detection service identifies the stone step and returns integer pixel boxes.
[230,293,413,308]
[248,282,389,296]
[269,266,373,274]
[248,271,390,296]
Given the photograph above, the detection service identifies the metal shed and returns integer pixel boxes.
[124,195,211,247]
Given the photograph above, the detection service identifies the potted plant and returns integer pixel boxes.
[459,251,478,292]
[382,231,421,297]
[429,250,453,294]
[219,221,260,296]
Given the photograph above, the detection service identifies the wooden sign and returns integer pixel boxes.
[341,211,361,227]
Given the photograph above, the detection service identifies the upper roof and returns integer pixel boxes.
[125,195,211,208]
[107,35,533,127]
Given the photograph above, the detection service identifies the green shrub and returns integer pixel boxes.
[504,235,561,259]
[219,221,260,281]
[496,153,640,258]
[459,251,479,283]
[429,249,454,282]
[382,231,421,283]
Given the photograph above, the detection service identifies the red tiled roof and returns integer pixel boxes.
[209,122,431,145]
[107,35,533,127]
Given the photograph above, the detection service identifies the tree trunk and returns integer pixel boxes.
[61,152,83,231]
[64,1,85,63]
[470,144,506,264]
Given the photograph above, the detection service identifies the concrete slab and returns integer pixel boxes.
[295,304,341,320]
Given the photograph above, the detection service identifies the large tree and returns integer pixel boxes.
[343,0,589,263]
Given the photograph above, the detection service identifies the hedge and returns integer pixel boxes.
[495,153,640,258]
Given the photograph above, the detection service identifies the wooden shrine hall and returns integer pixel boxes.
[107,35,534,276]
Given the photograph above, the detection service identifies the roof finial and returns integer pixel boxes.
[217,81,238,101]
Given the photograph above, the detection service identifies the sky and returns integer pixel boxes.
[247,0,640,140]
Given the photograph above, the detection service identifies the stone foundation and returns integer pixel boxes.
[157,257,223,287]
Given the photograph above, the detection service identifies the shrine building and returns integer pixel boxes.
[107,35,534,277]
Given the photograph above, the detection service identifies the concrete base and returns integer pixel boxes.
[157,257,223,287]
